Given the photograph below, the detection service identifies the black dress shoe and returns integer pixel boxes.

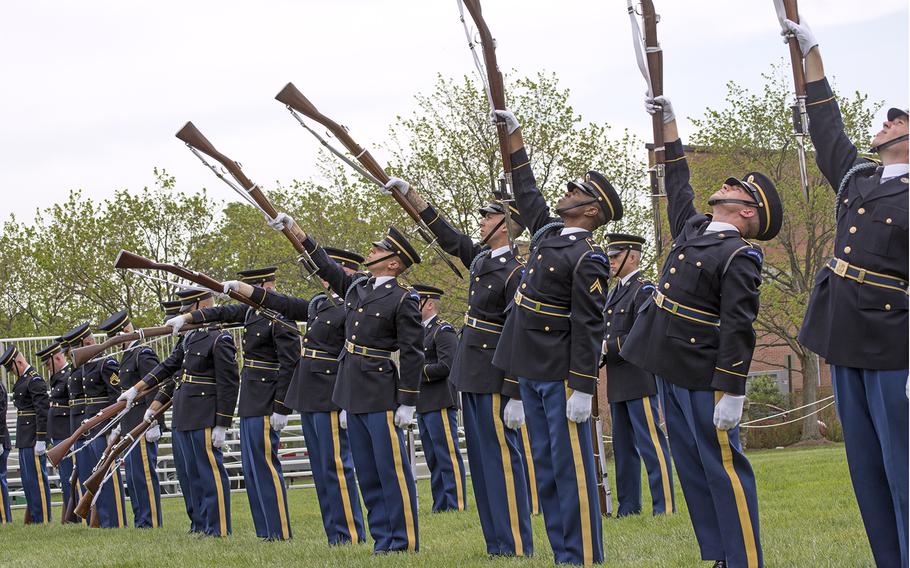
[711,562,727,568]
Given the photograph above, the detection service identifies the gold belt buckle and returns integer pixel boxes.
[654,292,665,308]
[346,342,354,354]
[833,258,849,277]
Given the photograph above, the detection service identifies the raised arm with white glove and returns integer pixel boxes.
[383,177,410,196]
[490,109,521,134]
[645,95,676,124]
[780,17,818,57]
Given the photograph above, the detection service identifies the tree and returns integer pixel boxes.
[686,63,878,440]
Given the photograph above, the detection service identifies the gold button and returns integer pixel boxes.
[885,304,892,311]
[375,312,381,316]
[678,254,685,260]
[858,208,865,215]
[326,370,330,374]
[529,268,535,274]
[606,322,611,327]
[849,226,857,234]
[326,321,330,324]
[844,246,851,254]
[378,367,383,372]
[544,326,550,331]
[669,267,676,274]
[482,344,487,349]
[521,283,527,289]
[357,308,363,313]
[351,335,356,340]
[354,322,359,326]
[843,198,849,204]
[886,218,893,224]
[689,338,696,344]
[487,284,492,289]
[549,267,555,272]
[471,291,475,295]
[537,254,543,260]
[696,261,702,267]
[568,235,577,241]
[475,277,480,282]
[663,283,670,289]
[607,309,613,314]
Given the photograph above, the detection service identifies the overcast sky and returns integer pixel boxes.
[1,0,907,223]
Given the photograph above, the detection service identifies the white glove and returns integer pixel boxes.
[118,386,140,406]
[503,399,525,430]
[780,18,818,57]
[339,410,348,430]
[35,441,47,456]
[645,95,675,124]
[566,391,593,423]
[143,408,156,422]
[270,413,288,432]
[211,425,227,449]
[165,315,186,335]
[382,177,410,196]
[713,394,746,431]
[601,340,608,356]
[107,424,121,445]
[266,212,294,232]
[223,280,243,294]
[394,405,416,429]
[145,423,161,443]
[490,109,521,134]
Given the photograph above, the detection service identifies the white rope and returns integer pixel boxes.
[741,395,835,426]
[456,0,494,108]
[741,400,836,429]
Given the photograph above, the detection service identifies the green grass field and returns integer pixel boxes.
[2,444,871,567]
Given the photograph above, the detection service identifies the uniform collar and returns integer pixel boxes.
[704,221,740,234]
[560,226,588,236]
[422,314,437,328]
[373,275,395,289]
[881,163,909,182]
[490,244,511,258]
[619,269,640,287]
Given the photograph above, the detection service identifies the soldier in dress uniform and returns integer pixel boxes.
[1,346,51,523]
[387,178,537,554]
[61,322,127,528]
[57,325,89,525]
[250,218,424,553]
[620,94,783,568]
[600,234,674,517]
[98,310,163,529]
[123,289,240,537]
[411,284,465,513]
[780,16,909,567]
[36,341,78,523]
[224,249,366,545]
[0,361,9,525]
[163,268,299,541]
[488,108,620,565]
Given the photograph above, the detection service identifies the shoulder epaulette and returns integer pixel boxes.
[308,293,327,318]
[218,331,235,343]
[104,359,118,369]
[529,221,564,251]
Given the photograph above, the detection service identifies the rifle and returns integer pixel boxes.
[274,83,464,280]
[75,400,172,519]
[62,465,80,524]
[774,0,811,201]
[457,0,519,251]
[628,0,667,260]
[175,122,335,304]
[113,250,301,336]
[71,324,201,368]
[591,379,613,517]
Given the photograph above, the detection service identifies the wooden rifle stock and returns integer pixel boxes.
[641,0,666,260]
[75,429,122,519]
[782,0,806,97]
[591,375,612,516]
[62,466,80,524]
[71,325,200,368]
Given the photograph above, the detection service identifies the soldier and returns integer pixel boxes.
[601,234,674,517]
[0,362,9,524]
[1,346,51,523]
[98,310,163,529]
[620,94,783,568]
[223,249,366,545]
[36,341,77,523]
[163,268,299,541]
[121,289,240,537]
[411,284,465,513]
[489,108,621,565]
[385,179,536,554]
[781,15,909,567]
[238,220,424,553]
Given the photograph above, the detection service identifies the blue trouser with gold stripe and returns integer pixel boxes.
[0,447,9,524]
[52,438,76,522]
[19,446,51,523]
[462,392,534,556]
[239,415,291,540]
[516,423,540,515]
[661,379,762,568]
[86,437,127,528]
[520,379,603,565]
[300,410,365,545]
[347,410,419,553]
[417,408,467,513]
[124,437,162,528]
[171,428,231,536]
[832,365,909,567]
[610,396,675,516]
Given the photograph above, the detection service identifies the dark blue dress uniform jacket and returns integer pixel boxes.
[798,78,909,369]
[251,290,345,413]
[190,304,300,417]
[13,367,50,448]
[492,148,611,395]
[47,366,72,440]
[67,364,86,433]
[146,329,240,432]
[302,236,425,414]
[621,140,764,396]
[117,344,161,431]
[602,274,658,403]
[81,357,121,434]
[419,205,525,398]
[416,317,458,414]
[0,380,9,451]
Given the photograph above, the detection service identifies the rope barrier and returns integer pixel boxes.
[741,397,836,429]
